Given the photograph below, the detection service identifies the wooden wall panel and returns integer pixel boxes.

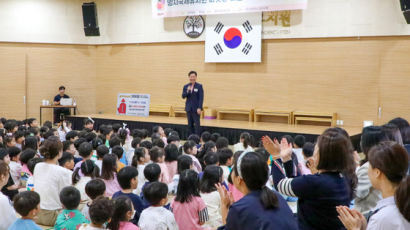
[0,45,26,120]
[96,38,388,126]
[26,44,97,123]
[378,39,410,124]
[1,36,410,127]
[0,43,97,123]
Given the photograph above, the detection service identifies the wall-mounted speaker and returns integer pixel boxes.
[82,2,100,36]
[400,0,410,24]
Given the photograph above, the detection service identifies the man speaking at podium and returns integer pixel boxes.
[182,71,204,135]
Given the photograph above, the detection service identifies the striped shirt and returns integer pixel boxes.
[171,196,210,230]
[272,160,351,230]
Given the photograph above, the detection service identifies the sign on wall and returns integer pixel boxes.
[152,0,308,18]
[205,12,262,63]
[117,93,150,117]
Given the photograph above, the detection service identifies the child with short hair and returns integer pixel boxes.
[59,152,75,170]
[101,154,121,197]
[82,179,106,220]
[63,140,82,164]
[113,166,146,224]
[4,135,16,148]
[183,140,202,173]
[168,155,193,195]
[74,142,94,177]
[13,130,25,150]
[171,169,209,230]
[54,186,90,230]
[112,145,126,171]
[8,191,42,230]
[95,145,109,173]
[8,146,22,187]
[301,142,314,175]
[217,148,233,183]
[108,196,140,230]
[142,163,161,198]
[149,146,170,183]
[79,197,114,230]
[131,147,150,195]
[139,182,178,230]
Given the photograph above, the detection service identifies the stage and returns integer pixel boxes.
[67,114,363,150]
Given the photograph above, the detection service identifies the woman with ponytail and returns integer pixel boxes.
[233,132,253,153]
[337,141,410,230]
[217,151,297,230]
[73,160,100,203]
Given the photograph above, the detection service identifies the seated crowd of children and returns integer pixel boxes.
[0,117,409,230]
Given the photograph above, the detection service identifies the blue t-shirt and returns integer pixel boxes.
[54,94,70,102]
[112,191,146,225]
[8,219,42,230]
[225,190,298,230]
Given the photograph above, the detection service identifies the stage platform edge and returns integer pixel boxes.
[67,114,362,150]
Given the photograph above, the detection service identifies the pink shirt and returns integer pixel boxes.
[298,163,312,175]
[165,161,178,182]
[186,154,202,173]
[21,164,31,176]
[103,173,121,197]
[158,162,171,184]
[119,221,139,230]
[171,196,210,230]
[228,183,244,202]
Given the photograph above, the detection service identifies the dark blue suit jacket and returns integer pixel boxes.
[182,82,204,112]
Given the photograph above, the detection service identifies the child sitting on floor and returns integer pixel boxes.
[131,147,150,195]
[168,155,193,195]
[108,196,140,230]
[112,166,145,225]
[149,147,170,183]
[82,179,106,220]
[139,182,178,230]
[8,191,42,230]
[141,163,161,199]
[54,186,89,230]
[171,169,210,230]
[79,197,114,230]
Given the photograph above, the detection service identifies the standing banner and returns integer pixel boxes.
[117,93,151,117]
[205,12,261,63]
[152,0,308,18]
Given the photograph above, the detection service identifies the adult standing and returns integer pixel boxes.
[182,71,204,135]
[53,86,70,124]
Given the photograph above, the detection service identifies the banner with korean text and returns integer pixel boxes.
[117,93,151,117]
[152,0,308,18]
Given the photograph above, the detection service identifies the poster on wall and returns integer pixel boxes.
[152,0,308,18]
[117,93,151,117]
[205,12,261,63]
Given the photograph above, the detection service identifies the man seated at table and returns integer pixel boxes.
[53,86,71,124]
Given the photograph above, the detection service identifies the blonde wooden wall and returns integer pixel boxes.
[0,43,97,122]
[1,36,410,126]
[96,37,410,126]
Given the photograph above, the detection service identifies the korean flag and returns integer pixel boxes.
[205,12,262,63]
